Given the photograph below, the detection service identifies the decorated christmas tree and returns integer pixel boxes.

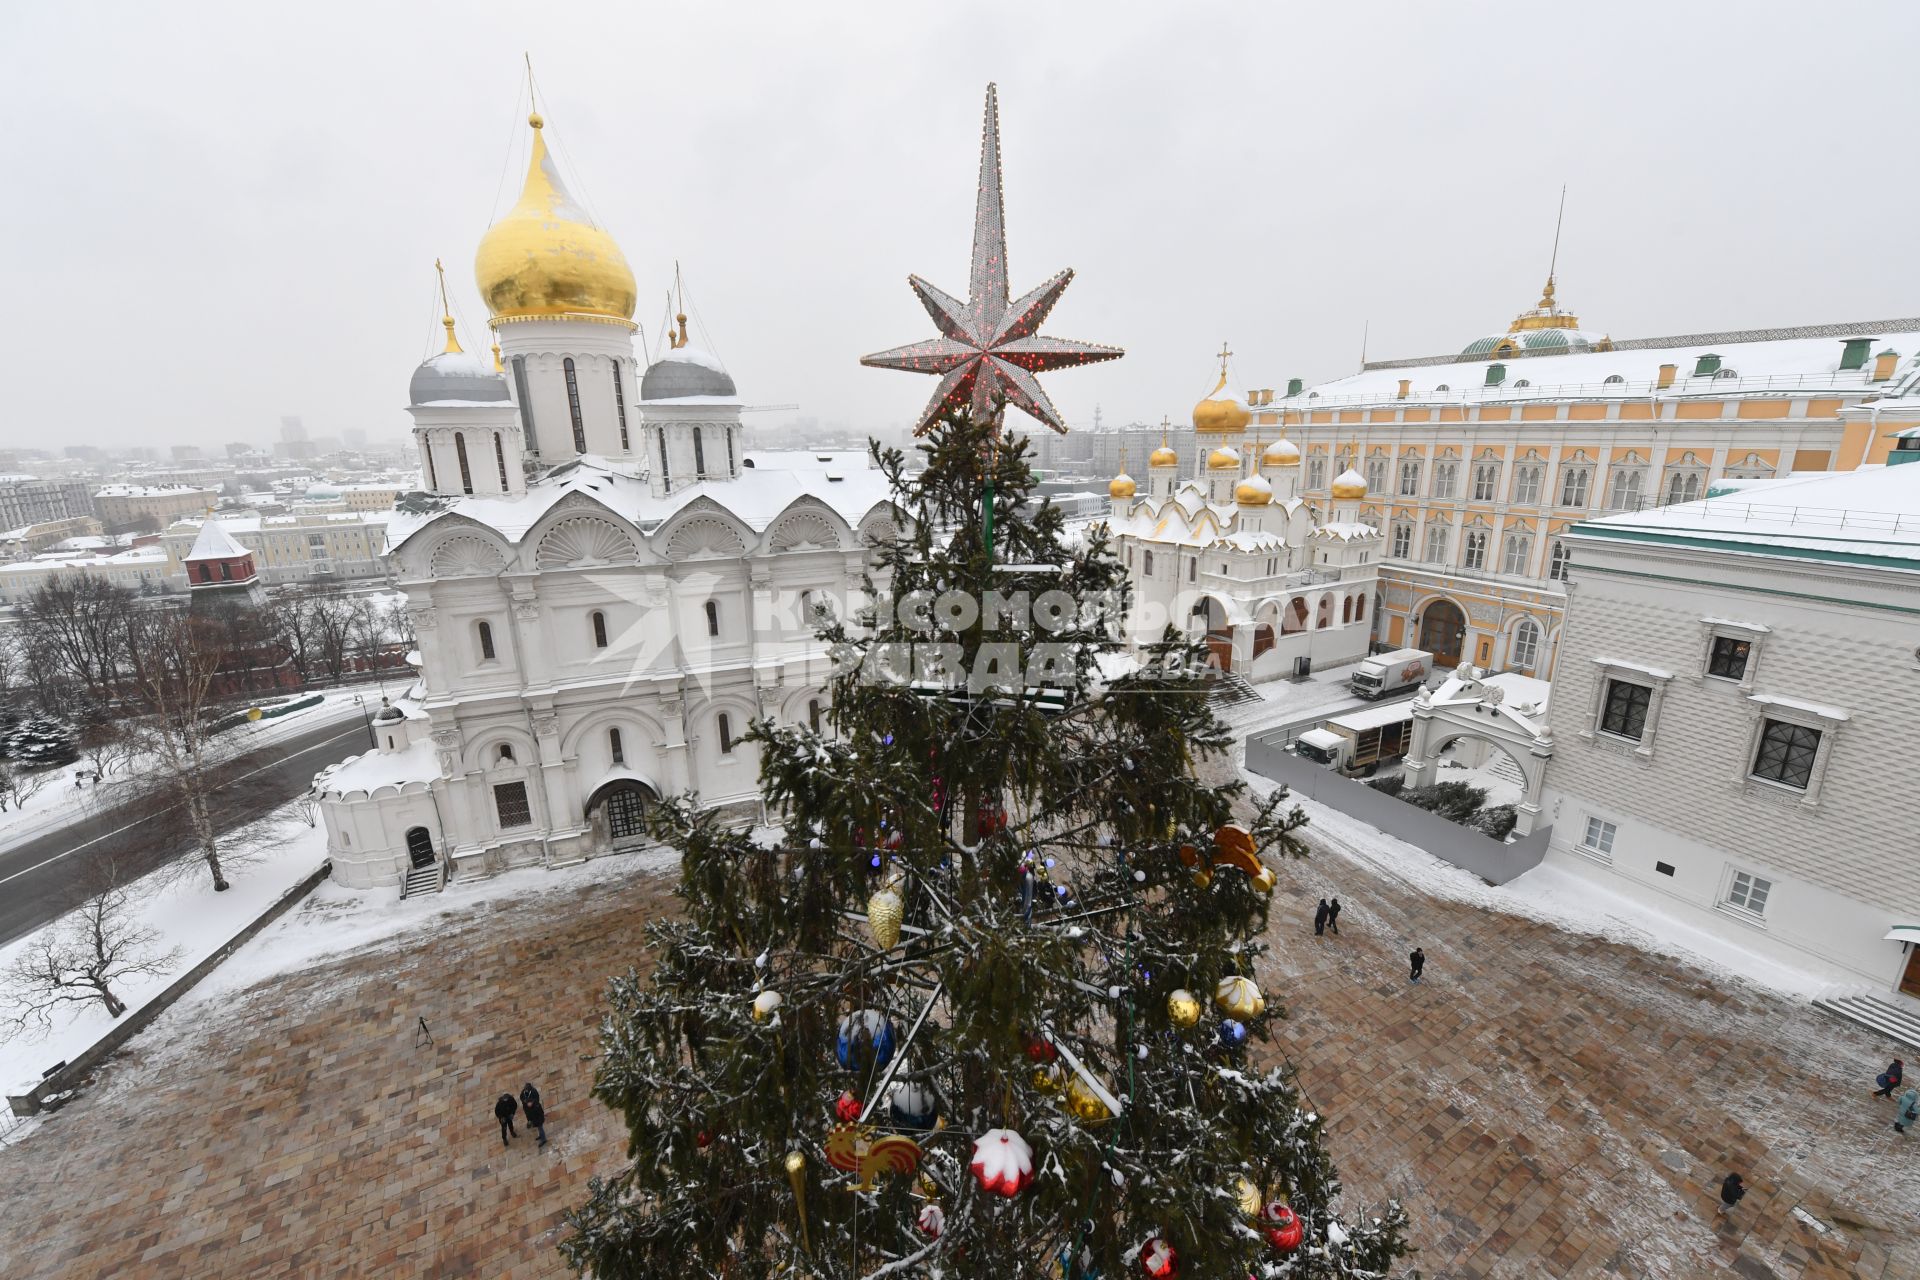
[560,410,1411,1278]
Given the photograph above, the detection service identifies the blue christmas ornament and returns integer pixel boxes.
[1218,1018,1248,1049]
[837,1009,897,1072]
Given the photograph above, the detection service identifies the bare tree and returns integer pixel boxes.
[18,577,134,716]
[78,721,137,780]
[308,595,359,684]
[0,759,51,812]
[1,857,182,1035]
[121,606,239,891]
[268,589,321,685]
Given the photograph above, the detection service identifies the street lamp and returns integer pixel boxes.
[352,694,375,749]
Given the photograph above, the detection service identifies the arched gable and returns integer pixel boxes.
[463,725,539,773]
[762,497,852,554]
[560,704,670,760]
[654,498,753,562]
[426,529,509,579]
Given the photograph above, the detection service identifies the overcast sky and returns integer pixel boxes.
[4,1,1917,451]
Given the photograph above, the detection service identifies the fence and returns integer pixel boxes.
[1245,729,1549,886]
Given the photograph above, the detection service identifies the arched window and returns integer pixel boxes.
[386,735,395,750]
[477,619,496,661]
[1603,374,1625,385]
[1462,530,1488,571]
[726,428,736,475]
[693,426,708,476]
[591,610,609,649]
[611,359,630,451]
[1354,594,1365,621]
[658,430,671,487]
[809,699,823,734]
[1666,471,1700,504]
[1341,596,1353,624]
[609,727,624,765]
[455,434,474,494]
[510,355,538,448]
[1141,550,1154,576]
[497,743,515,763]
[1511,619,1541,670]
[563,357,586,453]
[717,712,734,755]
[494,433,509,489]
[1501,534,1531,576]
[1548,540,1571,582]
[425,446,438,491]
[219,562,232,581]
[705,599,720,637]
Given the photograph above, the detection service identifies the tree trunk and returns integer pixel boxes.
[104,991,126,1017]
[185,784,228,891]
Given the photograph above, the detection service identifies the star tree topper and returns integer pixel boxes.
[861,84,1122,435]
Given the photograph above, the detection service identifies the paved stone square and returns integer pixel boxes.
[1,811,1914,1278]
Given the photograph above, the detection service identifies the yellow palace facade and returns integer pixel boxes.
[1264,282,1920,676]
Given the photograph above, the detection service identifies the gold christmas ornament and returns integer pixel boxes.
[1167,988,1202,1028]
[1063,1073,1113,1127]
[1031,1064,1063,1093]
[1251,866,1277,894]
[752,990,783,1022]
[866,885,905,951]
[783,1150,812,1254]
[1215,975,1265,1020]
[1235,1175,1262,1218]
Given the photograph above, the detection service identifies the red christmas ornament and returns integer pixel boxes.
[1140,1236,1178,1277]
[1024,1032,1057,1063]
[695,1130,713,1149]
[1263,1202,1303,1252]
[917,1203,945,1238]
[968,1129,1034,1197]
[835,1091,863,1122]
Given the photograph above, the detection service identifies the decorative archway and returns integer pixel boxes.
[586,778,662,850]
[1399,668,1553,835]
[1189,595,1232,671]
[1281,596,1309,635]
[1418,598,1468,667]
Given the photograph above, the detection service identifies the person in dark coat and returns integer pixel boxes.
[1718,1173,1746,1213]
[520,1082,547,1147]
[1327,898,1342,934]
[1873,1058,1904,1098]
[1313,899,1329,936]
[1409,947,1425,982]
[494,1093,519,1146]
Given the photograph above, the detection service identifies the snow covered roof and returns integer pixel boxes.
[1313,521,1380,542]
[1290,322,1920,410]
[1574,464,1920,568]
[386,450,894,551]
[1420,668,1551,738]
[185,520,250,561]
[94,482,215,497]
[314,740,440,799]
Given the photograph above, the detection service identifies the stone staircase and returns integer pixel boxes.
[1814,993,1920,1053]
[1485,750,1528,793]
[401,862,444,901]
[1209,671,1263,708]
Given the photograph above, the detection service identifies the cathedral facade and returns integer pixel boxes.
[315,113,900,891]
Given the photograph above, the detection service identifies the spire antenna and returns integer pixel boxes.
[1548,183,1567,284]
[434,258,462,354]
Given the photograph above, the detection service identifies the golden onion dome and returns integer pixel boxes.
[1109,472,1137,499]
[1331,466,1369,499]
[1207,446,1241,471]
[474,114,637,324]
[1263,437,1301,467]
[1148,444,1179,467]
[1235,473,1273,506]
[1193,368,1253,434]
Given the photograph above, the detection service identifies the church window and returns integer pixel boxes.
[809,699,823,733]
[426,446,438,491]
[1558,465,1591,507]
[717,713,735,754]
[727,428,736,475]
[1341,596,1352,624]
[1512,465,1542,505]
[455,434,474,495]
[611,360,630,450]
[494,433,509,489]
[1462,530,1488,571]
[592,610,609,649]
[705,599,720,637]
[497,744,515,763]
[693,426,708,477]
[1187,558,1196,582]
[1142,550,1154,576]
[1354,594,1365,621]
[386,736,395,750]
[563,358,587,453]
[493,781,532,829]
[609,727,624,764]
[477,620,496,661]
[1549,540,1571,581]
[1501,534,1531,576]
[510,356,538,452]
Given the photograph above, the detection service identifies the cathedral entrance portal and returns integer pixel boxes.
[1418,599,1467,668]
[404,826,436,869]
[588,779,660,851]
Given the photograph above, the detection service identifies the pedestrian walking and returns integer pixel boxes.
[1409,947,1425,982]
[1313,899,1328,936]
[1873,1058,1904,1098]
[521,1082,548,1148]
[1718,1173,1746,1214]
[1327,898,1342,935]
[494,1092,519,1146]
[1896,1087,1920,1135]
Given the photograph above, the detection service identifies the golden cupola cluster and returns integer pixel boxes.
[474,113,638,325]
[1263,437,1300,467]
[1192,368,1252,434]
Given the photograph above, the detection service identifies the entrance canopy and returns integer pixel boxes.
[1885,925,1920,945]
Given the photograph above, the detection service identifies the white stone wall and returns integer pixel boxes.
[1541,532,1920,986]
[496,318,641,462]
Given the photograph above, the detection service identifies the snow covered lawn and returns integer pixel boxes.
[0,804,330,1099]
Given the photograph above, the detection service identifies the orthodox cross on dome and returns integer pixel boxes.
[861,84,1122,435]
[1216,341,1233,372]
[434,259,462,354]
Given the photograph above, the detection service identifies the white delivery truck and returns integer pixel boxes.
[1348,647,1432,700]
[1293,702,1416,776]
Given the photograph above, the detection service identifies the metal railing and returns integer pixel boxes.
[1291,369,1889,410]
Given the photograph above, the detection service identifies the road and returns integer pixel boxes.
[0,714,374,948]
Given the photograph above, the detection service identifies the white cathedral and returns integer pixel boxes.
[314,112,900,891]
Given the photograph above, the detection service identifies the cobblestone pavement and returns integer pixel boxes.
[2,821,1915,1278]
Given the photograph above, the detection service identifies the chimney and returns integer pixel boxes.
[1872,349,1899,382]
[1840,337,1872,371]
[1397,378,1411,400]
[1287,377,1303,397]
[1485,363,1507,388]
[1657,363,1677,390]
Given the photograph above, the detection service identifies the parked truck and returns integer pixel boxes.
[1293,703,1416,776]
[1348,647,1432,700]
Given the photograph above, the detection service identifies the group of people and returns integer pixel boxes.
[1875,1058,1919,1134]
[1312,896,1427,983]
[494,1082,549,1149]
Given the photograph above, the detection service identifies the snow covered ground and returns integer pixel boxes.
[1251,772,1841,1000]
[0,803,330,1100]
